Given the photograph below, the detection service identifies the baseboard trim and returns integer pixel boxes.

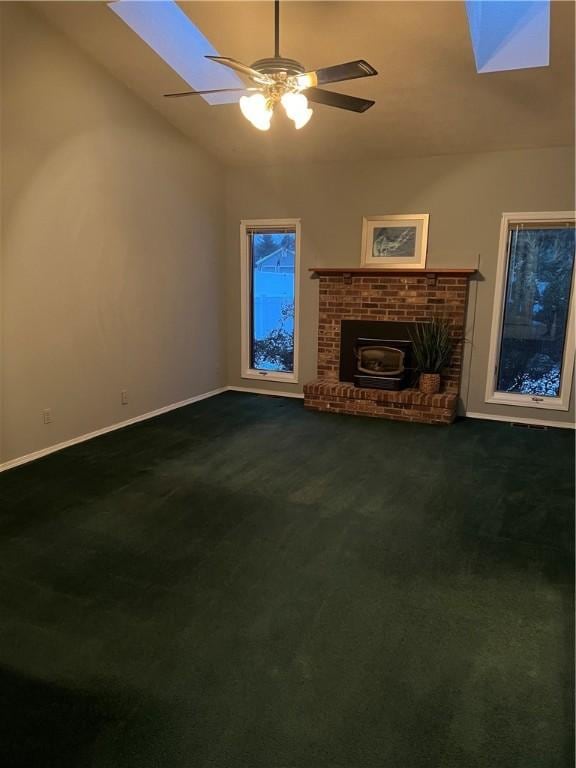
[465,411,575,429]
[3,393,569,472]
[227,386,304,399]
[0,387,228,473]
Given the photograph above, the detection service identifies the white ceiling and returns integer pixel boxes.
[35,1,575,167]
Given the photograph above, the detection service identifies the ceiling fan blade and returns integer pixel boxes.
[296,60,377,88]
[164,88,257,98]
[205,56,272,85]
[305,87,375,113]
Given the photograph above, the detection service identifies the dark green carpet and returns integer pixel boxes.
[0,392,573,768]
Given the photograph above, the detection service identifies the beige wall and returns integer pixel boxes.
[1,3,225,463]
[1,2,573,467]
[225,146,575,425]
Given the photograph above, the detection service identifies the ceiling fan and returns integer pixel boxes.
[164,0,378,131]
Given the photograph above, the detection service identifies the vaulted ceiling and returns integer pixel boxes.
[35,1,575,167]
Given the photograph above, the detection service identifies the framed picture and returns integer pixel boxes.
[361,214,429,269]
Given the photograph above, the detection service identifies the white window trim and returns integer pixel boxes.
[240,218,301,384]
[485,211,576,412]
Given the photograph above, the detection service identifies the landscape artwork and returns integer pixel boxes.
[361,214,429,269]
[372,226,417,258]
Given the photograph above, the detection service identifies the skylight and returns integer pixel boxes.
[465,0,550,73]
[108,0,244,104]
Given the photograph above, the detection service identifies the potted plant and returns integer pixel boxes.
[410,318,453,394]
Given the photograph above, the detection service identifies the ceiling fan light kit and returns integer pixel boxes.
[239,90,312,132]
[164,0,378,132]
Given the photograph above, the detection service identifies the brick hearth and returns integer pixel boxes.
[303,268,475,425]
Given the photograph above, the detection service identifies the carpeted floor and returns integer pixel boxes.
[0,391,573,768]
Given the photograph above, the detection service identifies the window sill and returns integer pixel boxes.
[485,394,570,412]
[242,370,298,385]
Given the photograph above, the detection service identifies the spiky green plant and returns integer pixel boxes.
[410,318,453,374]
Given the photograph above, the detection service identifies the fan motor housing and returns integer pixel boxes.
[251,57,305,77]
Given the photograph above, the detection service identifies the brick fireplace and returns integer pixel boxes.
[303,267,475,424]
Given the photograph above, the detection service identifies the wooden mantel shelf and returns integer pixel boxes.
[309,267,477,277]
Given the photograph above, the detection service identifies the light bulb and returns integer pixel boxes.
[281,92,313,129]
[239,94,272,131]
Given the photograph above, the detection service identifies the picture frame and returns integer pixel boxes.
[360,214,429,269]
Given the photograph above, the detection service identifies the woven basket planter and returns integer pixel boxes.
[418,373,441,395]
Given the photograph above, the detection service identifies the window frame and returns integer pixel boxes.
[485,211,576,411]
[240,218,301,384]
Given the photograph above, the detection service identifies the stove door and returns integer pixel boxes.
[356,346,405,376]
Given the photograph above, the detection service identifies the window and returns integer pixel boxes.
[486,212,576,411]
[241,219,300,383]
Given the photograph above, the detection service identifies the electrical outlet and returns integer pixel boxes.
[121,390,128,406]
[43,408,52,424]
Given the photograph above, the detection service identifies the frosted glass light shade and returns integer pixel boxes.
[281,92,313,129]
[239,94,272,131]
